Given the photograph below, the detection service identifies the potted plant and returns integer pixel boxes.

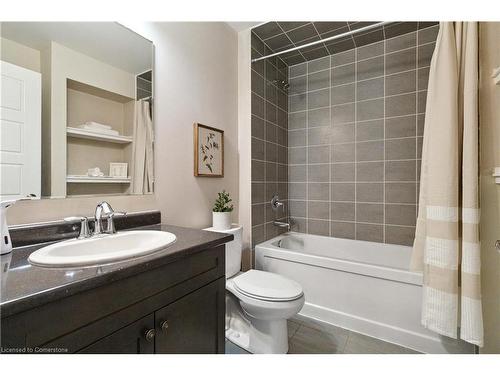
[212,190,233,230]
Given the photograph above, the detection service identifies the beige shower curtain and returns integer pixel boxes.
[411,22,483,346]
[131,100,154,194]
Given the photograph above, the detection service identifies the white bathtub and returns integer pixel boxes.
[255,232,474,354]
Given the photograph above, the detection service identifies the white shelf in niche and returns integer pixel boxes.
[492,167,500,184]
[66,127,133,144]
[492,67,500,85]
[67,175,131,184]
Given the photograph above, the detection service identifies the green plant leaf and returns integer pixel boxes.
[212,190,234,212]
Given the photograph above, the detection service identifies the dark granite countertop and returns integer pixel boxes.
[0,224,232,318]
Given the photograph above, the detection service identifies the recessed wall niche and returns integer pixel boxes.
[66,79,135,196]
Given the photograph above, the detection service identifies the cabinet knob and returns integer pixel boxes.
[160,321,169,332]
[144,328,156,342]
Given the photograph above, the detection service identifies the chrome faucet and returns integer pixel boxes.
[62,202,126,240]
[64,216,92,239]
[273,221,291,231]
[94,201,126,235]
[271,193,291,231]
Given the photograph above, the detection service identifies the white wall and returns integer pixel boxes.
[100,22,240,229]
[237,29,253,269]
[478,21,500,354]
[1,37,41,72]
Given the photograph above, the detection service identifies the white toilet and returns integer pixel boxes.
[204,225,304,354]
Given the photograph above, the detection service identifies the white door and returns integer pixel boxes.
[0,61,41,200]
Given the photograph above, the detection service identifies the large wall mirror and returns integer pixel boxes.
[0,22,154,200]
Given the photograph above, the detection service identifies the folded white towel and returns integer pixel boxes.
[83,121,112,130]
[79,125,119,136]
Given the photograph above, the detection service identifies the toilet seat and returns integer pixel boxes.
[232,270,303,302]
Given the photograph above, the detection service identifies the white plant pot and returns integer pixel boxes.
[213,211,231,230]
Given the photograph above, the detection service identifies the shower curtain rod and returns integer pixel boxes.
[251,21,393,63]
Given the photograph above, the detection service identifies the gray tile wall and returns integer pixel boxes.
[287,25,438,245]
[251,32,289,247]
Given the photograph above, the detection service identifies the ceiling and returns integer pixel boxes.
[0,22,153,74]
[252,21,438,65]
[226,22,262,32]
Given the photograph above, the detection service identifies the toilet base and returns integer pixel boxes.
[225,292,290,354]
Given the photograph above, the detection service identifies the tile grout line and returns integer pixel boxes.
[329,54,333,236]
[285,67,290,228]
[263,55,267,241]
[383,32,387,243]
[262,22,346,42]
[287,40,435,79]
[268,215,416,228]
[252,66,289,96]
[289,71,429,98]
[311,22,330,53]
[289,104,427,119]
[305,60,309,234]
[275,22,308,62]
[287,135,424,146]
[285,29,438,69]
[344,331,354,353]
[288,116,422,132]
[290,65,432,90]
[285,180,419,184]
[252,32,290,73]
[289,85,428,105]
[353,45,358,239]
[285,198,418,204]
[415,26,420,221]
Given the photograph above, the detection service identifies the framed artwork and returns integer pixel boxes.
[193,123,224,177]
[109,163,128,178]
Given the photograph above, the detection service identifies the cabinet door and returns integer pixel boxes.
[155,278,224,354]
[78,314,155,354]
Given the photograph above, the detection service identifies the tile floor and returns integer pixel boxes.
[226,315,420,354]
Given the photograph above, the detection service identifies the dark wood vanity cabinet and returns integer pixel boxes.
[154,279,222,354]
[78,279,223,354]
[78,314,156,354]
[1,245,226,354]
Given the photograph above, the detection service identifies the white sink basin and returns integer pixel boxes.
[28,230,176,268]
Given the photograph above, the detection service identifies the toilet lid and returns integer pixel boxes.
[233,270,303,301]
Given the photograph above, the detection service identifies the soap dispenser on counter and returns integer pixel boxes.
[1,197,33,255]
[1,200,18,255]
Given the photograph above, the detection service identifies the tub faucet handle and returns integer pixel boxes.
[271,193,285,212]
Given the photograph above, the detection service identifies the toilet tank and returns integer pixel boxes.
[203,225,242,278]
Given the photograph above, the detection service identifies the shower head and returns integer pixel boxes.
[272,79,289,92]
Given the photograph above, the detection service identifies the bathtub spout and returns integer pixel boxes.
[273,221,290,231]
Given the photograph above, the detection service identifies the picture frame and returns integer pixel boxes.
[109,162,128,178]
[193,123,224,177]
